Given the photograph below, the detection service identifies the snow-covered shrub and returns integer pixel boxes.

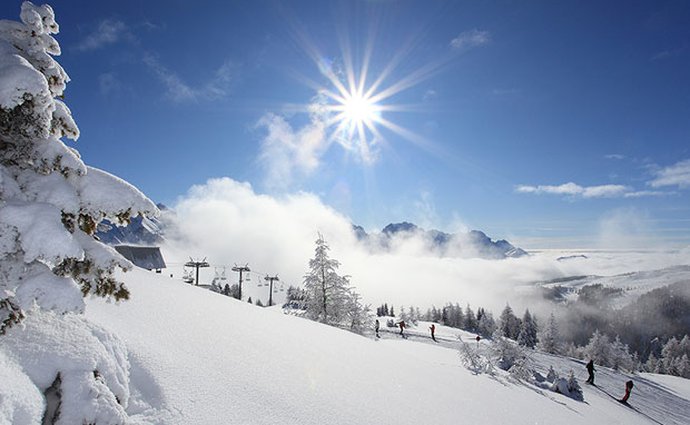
[550,370,584,401]
[546,365,558,383]
[458,340,494,375]
[0,1,156,333]
[2,310,130,424]
[491,331,528,371]
[507,354,534,382]
[567,370,583,401]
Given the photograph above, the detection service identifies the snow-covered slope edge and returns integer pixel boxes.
[76,269,687,425]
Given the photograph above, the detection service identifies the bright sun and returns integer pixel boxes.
[341,91,377,126]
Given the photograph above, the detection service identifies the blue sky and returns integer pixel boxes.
[3,0,690,248]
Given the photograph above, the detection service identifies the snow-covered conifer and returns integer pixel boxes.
[517,309,538,348]
[610,335,633,371]
[583,330,611,367]
[407,306,418,325]
[661,337,681,375]
[538,312,561,354]
[499,304,521,340]
[303,234,368,332]
[0,4,157,422]
[346,291,371,334]
[676,354,690,378]
[0,2,155,334]
[464,304,477,332]
[304,234,350,324]
[645,353,659,373]
[477,309,496,337]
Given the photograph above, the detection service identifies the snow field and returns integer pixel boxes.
[82,268,678,425]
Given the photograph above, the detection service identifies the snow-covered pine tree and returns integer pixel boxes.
[451,303,464,328]
[644,353,660,373]
[477,309,496,336]
[538,312,561,354]
[499,304,521,340]
[583,330,612,367]
[407,306,417,325]
[661,336,682,374]
[0,2,156,334]
[346,290,371,334]
[1,3,157,423]
[303,233,360,328]
[517,309,538,348]
[676,354,690,378]
[610,335,633,371]
[464,303,477,332]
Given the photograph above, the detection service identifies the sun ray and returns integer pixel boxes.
[279,4,464,167]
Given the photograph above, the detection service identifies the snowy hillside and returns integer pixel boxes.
[68,269,690,425]
[537,265,690,307]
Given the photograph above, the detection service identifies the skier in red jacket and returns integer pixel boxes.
[398,320,405,337]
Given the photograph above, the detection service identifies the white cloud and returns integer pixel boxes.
[450,29,491,50]
[256,93,381,190]
[648,159,690,189]
[582,184,629,198]
[161,178,689,315]
[256,111,329,190]
[604,154,625,160]
[623,190,669,198]
[142,54,237,102]
[516,182,639,199]
[75,20,131,51]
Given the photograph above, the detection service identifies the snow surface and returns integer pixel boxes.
[74,268,690,425]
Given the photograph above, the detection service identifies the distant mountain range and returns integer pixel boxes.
[95,204,167,245]
[96,207,527,260]
[353,221,528,259]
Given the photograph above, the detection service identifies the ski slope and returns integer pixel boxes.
[80,268,690,425]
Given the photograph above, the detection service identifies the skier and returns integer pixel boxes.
[398,320,405,337]
[429,323,437,342]
[585,360,595,385]
[375,319,380,338]
[620,380,634,404]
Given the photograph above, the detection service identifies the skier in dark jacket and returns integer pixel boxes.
[375,319,380,338]
[586,360,595,384]
[429,324,437,342]
[398,320,405,336]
